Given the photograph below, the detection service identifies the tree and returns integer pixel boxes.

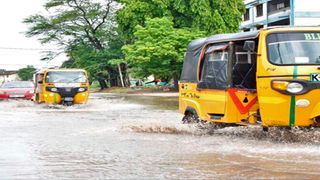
[24,0,123,89]
[123,17,205,88]
[116,0,245,42]
[62,36,126,89]
[17,65,36,81]
[116,0,244,88]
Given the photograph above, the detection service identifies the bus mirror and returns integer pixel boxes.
[243,41,255,52]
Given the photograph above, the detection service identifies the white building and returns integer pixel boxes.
[241,0,320,31]
[0,70,20,84]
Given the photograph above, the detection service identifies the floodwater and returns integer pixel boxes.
[0,93,319,179]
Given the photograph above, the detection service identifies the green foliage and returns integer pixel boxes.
[123,17,205,79]
[63,36,124,83]
[173,0,245,33]
[116,0,244,84]
[116,0,170,43]
[17,65,36,81]
[116,0,245,42]
[24,0,245,89]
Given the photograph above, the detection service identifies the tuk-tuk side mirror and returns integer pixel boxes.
[243,41,255,52]
[38,80,43,84]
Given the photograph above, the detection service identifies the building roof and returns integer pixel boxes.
[0,70,17,76]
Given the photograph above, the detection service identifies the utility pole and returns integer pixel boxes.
[118,64,124,87]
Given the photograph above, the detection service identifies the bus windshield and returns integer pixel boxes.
[45,71,87,83]
[267,32,320,65]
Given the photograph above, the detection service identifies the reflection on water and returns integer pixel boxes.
[0,94,319,179]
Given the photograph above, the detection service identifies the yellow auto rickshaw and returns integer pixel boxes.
[34,69,89,105]
[180,26,320,128]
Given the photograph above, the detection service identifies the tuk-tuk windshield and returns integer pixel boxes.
[45,71,87,83]
[267,32,320,65]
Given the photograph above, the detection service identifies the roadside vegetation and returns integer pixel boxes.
[23,0,245,90]
[17,65,36,81]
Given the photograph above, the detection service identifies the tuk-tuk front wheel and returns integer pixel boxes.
[62,101,73,106]
[35,93,41,104]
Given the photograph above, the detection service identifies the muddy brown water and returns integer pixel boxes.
[0,93,319,179]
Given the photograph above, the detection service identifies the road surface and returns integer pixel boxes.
[0,93,319,179]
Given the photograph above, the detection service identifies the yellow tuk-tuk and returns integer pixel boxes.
[179,26,320,128]
[34,69,89,105]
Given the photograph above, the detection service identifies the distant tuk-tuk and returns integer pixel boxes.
[34,69,89,105]
[179,26,320,128]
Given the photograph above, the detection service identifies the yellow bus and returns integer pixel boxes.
[34,69,89,105]
[179,26,320,129]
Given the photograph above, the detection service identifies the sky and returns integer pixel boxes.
[0,0,65,71]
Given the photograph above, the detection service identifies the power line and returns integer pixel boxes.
[0,64,44,66]
[0,46,59,51]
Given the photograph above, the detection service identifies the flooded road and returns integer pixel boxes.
[0,93,319,179]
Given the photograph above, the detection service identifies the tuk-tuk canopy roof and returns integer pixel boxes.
[180,31,259,83]
[188,30,259,51]
[35,68,87,74]
[44,68,87,72]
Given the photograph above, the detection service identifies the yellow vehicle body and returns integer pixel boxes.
[180,27,320,127]
[34,69,89,105]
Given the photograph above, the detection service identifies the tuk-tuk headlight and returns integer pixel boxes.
[272,81,305,94]
[287,82,304,94]
[50,87,58,92]
[78,87,86,92]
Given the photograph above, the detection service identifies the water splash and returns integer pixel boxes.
[123,121,320,145]
[122,124,193,134]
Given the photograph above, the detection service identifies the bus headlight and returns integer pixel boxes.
[287,82,304,94]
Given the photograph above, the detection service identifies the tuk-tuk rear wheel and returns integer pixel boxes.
[182,113,200,124]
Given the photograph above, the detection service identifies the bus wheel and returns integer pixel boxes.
[182,112,199,124]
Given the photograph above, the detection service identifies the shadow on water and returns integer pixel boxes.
[122,94,178,110]
[88,93,178,110]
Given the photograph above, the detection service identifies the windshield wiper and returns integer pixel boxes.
[66,76,85,83]
[277,43,284,64]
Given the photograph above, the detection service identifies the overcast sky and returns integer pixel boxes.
[0,0,65,70]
